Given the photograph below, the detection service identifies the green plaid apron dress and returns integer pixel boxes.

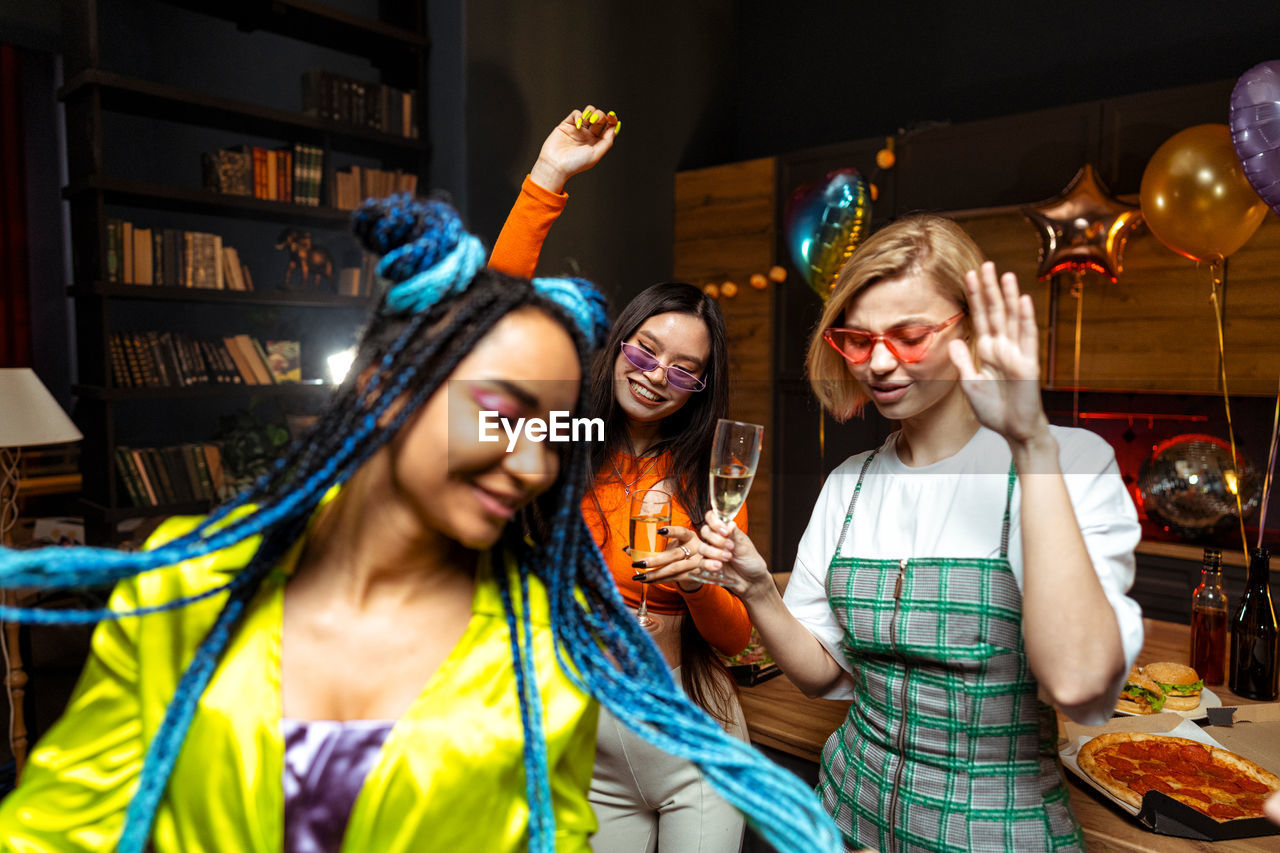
[818,451,1083,852]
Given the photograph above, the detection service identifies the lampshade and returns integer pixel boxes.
[0,368,83,448]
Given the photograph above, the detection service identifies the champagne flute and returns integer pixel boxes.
[630,488,672,629]
[694,419,763,586]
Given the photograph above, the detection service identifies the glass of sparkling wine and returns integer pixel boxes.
[630,488,672,629]
[695,419,763,586]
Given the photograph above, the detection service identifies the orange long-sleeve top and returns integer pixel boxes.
[489,176,753,657]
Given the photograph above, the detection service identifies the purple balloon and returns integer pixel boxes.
[1230,60,1280,215]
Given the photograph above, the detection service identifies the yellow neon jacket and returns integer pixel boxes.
[0,515,599,851]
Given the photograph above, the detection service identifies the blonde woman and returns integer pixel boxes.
[669,215,1143,852]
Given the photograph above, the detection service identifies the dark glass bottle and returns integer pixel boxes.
[1228,546,1278,701]
[1190,548,1228,685]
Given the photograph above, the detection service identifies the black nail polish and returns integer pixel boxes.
[657,527,669,535]
[631,573,646,582]
[631,560,647,569]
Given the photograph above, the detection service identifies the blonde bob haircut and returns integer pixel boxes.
[806,214,985,421]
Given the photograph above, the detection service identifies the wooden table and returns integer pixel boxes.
[739,618,1279,851]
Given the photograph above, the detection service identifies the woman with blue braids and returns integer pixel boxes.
[0,196,839,852]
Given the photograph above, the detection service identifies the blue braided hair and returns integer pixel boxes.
[0,194,838,853]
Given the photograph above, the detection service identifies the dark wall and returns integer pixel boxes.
[8,1,1280,397]
[461,0,736,307]
[730,1,1280,162]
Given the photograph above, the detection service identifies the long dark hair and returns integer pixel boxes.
[584,281,738,724]
[585,282,728,525]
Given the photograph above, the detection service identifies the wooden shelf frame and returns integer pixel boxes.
[69,282,375,308]
[73,382,336,402]
[63,176,356,227]
[157,0,429,58]
[60,70,425,163]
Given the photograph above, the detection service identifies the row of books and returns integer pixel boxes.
[301,69,419,138]
[202,143,325,207]
[331,166,419,211]
[115,443,229,508]
[106,220,252,290]
[110,331,301,388]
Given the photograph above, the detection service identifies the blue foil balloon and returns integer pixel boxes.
[783,168,872,302]
[1230,59,1280,216]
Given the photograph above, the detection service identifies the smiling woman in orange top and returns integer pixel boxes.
[490,106,752,853]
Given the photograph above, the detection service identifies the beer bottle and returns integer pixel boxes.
[1228,546,1278,701]
[1190,548,1228,685]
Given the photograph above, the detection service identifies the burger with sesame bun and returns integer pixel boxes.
[1115,666,1167,715]
[1143,661,1204,711]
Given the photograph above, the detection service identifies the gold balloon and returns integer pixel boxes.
[1139,124,1269,263]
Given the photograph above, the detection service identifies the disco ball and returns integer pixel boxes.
[1138,434,1261,540]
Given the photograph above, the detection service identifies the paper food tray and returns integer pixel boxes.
[1060,718,1280,840]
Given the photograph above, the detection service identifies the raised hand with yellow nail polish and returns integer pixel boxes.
[528,103,620,194]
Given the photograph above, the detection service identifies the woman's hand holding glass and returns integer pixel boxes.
[947,261,1051,447]
[691,512,772,600]
[691,419,763,585]
[630,524,709,593]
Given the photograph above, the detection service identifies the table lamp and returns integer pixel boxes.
[0,367,83,777]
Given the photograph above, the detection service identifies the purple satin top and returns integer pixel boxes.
[282,718,395,853]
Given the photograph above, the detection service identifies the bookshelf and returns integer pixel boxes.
[59,0,429,543]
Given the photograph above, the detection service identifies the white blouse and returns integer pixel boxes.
[782,425,1143,725]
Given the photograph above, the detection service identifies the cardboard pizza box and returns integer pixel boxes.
[1060,717,1280,840]
[1204,703,1280,777]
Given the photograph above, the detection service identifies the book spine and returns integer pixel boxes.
[222,335,258,384]
[187,443,215,500]
[105,218,120,283]
[122,221,134,284]
[176,445,201,502]
[152,231,164,287]
[144,447,178,506]
[266,149,278,201]
[160,446,191,503]
[293,143,306,207]
[134,228,153,285]
[202,443,226,500]
[114,446,146,507]
[213,235,224,290]
[109,333,129,387]
[144,331,170,387]
[184,334,207,385]
[196,233,208,289]
[121,333,142,386]
[213,340,243,384]
[130,448,159,506]
[253,147,267,199]
[237,334,274,385]
[249,337,277,384]
[158,331,184,387]
[195,339,222,383]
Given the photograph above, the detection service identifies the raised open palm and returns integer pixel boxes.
[947,261,1050,444]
